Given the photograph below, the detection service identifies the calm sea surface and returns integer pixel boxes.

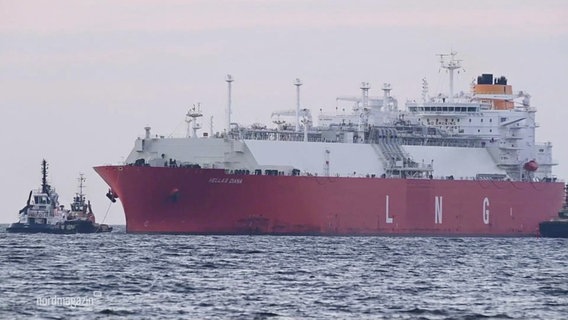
[1,225,567,319]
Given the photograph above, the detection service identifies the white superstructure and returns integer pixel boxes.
[124,53,556,182]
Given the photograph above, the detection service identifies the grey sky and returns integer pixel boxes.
[1,0,567,224]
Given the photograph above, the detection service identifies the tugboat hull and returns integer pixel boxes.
[6,221,112,234]
[67,220,113,233]
[539,221,568,238]
[6,222,75,234]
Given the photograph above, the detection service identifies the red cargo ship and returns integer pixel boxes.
[95,53,565,236]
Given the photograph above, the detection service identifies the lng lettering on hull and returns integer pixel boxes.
[94,166,564,236]
[377,196,489,225]
[94,52,565,236]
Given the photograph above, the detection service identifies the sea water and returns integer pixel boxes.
[1,225,567,319]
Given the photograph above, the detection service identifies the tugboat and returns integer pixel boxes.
[539,184,568,238]
[6,160,112,234]
[64,174,113,233]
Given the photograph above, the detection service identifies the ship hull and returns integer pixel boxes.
[94,165,565,236]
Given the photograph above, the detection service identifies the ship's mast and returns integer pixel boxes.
[185,118,192,138]
[360,82,370,109]
[357,82,370,143]
[421,78,429,103]
[144,126,151,139]
[41,159,49,194]
[78,174,85,198]
[294,78,302,132]
[437,51,463,103]
[186,103,203,138]
[382,83,392,110]
[225,74,234,135]
[302,117,309,142]
[76,174,86,204]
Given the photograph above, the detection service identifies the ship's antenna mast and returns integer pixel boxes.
[358,82,370,143]
[185,118,192,138]
[77,173,86,203]
[78,174,85,197]
[225,74,234,136]
[294,78,302,132]
[186,103,203,138]
[437,51,463,103]
[421,78,429,103]
[41,159,49,194]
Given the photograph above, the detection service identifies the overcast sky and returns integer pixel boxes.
[1,0,567,224]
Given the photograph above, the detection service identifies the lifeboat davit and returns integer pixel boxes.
[523,160,539,172]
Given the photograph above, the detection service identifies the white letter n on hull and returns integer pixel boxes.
[435,196,443,224]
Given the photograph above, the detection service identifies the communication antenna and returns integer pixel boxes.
[186,103,203,138]
[78,174,86,199]
[437,51,463,103]
[41,159,50,194]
